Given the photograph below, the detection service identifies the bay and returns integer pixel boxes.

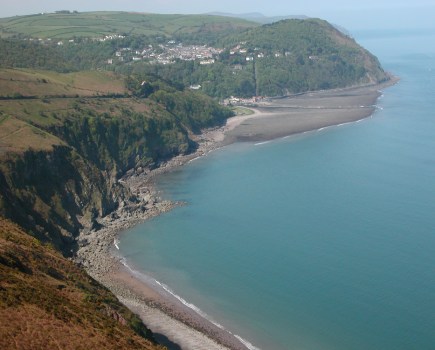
[120,28,435,350]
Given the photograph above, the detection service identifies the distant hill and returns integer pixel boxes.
[136,18,389,98]
[207,12,350,36]
[0,11,257,40]
[206,12,308,24]
[215,18,388,95]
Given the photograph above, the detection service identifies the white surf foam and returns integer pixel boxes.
[254,141,271,146]
[154,280,226,330]
[118,257,261,349]
[114,238,120,250]
[234,334,262,350]
[188,156,202,163]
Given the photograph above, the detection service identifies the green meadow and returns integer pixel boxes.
[0,11,256,39]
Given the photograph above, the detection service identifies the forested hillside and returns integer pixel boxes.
[0,68,232,254]
[219,19,388,94]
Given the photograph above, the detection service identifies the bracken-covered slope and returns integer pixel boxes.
[0,218,166,350]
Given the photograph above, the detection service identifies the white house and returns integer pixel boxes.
[200,59,215,65]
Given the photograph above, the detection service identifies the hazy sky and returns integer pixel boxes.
[1,0,434,31]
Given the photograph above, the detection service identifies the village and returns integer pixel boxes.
[25,34,308,71]
[23,34,310,104]
[109,41,224,65]
[107,39,292,104]
[107,38,299,66]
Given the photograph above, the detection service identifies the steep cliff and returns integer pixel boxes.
[0,146,126,255]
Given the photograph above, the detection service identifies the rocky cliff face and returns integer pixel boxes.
[0,145,129,256]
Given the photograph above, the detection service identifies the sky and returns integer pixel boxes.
[1,0,434,31]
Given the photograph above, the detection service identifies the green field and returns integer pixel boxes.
[0,11,257,39]
[232,106,255,115]
[0,68,127,97]
[0,68,132,153]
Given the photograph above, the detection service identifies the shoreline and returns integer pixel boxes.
[75,78,398,350]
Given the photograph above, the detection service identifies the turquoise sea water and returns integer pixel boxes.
[120,28,435,350]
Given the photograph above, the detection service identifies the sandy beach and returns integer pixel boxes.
[75,78,398,350]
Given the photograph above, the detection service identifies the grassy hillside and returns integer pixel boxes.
[0,68,127,97]
[0,11,257,40]
[0,218,165,350]
[0,116,64,154]
[0,68,128,154]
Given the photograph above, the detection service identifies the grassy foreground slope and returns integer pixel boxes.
[0,218,165,350]
[0,11,257,40]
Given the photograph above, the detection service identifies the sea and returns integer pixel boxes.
[119,27,435,350]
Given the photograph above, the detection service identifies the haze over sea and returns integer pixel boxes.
[120,27,435,349]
